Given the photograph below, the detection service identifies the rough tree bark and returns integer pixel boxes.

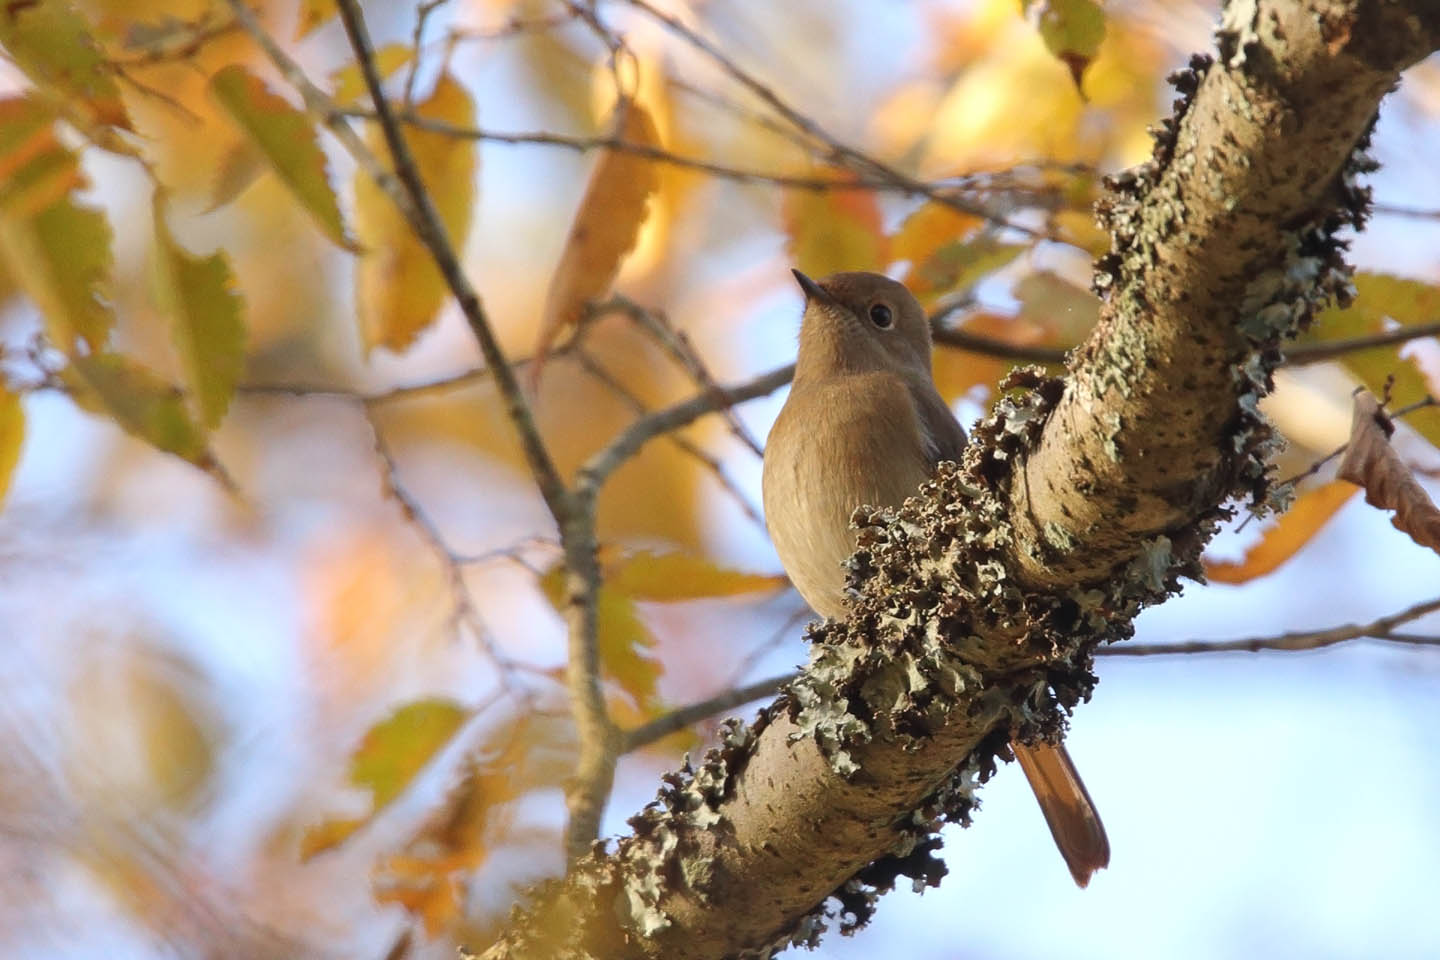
[481,3,1440,958]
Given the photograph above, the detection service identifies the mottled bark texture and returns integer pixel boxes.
[480,4,1440,959]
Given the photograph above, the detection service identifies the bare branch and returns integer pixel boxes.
[1285,321,1440,364]
[621,674,792,753]
[1101,596,1440,655]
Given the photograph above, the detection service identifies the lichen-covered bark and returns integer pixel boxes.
[480,4,1440,959]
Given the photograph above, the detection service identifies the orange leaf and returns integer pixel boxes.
[533,99,659,387]
[781,167,886,278]
[1205,481,1358,584]
[1336,391,1440,555]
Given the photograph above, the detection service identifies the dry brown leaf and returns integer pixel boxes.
[1205,480,1357,584]
[532,99,659,388]
[1336,391,1440,555]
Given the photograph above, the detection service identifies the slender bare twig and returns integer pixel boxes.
[402,0,453,109]
[574,349,766,529]
[1372,202,1440,220]
[621,673,792,752]
[1100,596,1440,655]
[1278,395,1438,487]
[617,0,1037,236]
[579,364,796,493]
[1285,321,1440,364]
[932,326,1068,364]
[330,0,612,865]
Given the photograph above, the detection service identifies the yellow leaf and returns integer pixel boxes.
[1303,273,1440,450]
[63,353,213,467]
[540,564,663,712]
[210,65,355,250]
[330,44,414,105]
[0,0,132,131]
[534,98,659,382]
[0,384,23,506]
[1022,0,1106,92]
[891,202,982,274]
[0,193,114,352]
[354,71,477,354]
[0,97,83,217]
[782,168,887,278]
[295,0,337,39]
[67,643,219,812]
[1205,481,1358,584]
[299,817,366,860]
[607,551,787,602]
[152,192,246,428]
[350,698,470,810]
[203,141,265,212]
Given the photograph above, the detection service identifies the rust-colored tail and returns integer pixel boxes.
[1013,740,1109,887]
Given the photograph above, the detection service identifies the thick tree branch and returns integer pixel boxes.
[482,5,1440,959]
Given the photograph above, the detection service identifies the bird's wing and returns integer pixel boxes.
[910,377,968,467]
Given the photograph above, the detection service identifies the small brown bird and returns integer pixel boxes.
[762,269,1109,886]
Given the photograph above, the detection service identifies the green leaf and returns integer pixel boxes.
[781,167,887,277]
[64,353,211,466]
[330,44,414,105]
[210,65,355,250]
[607,551,787,602]
[349,698,469,810]
[0,0,131,130]
[0,384,23,506]
[355,71,477,354]
[1305,273,1440,449]
[151,193,246,428]
[1022,0,1106,92]
[0,193,114,352]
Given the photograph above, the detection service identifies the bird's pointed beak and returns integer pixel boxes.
[791,269,830,304]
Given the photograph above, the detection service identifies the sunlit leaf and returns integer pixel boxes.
[0,194,114,352]
[354,70,477,354]
[152,192,246,428]
[534,98,659,384]
[304,697,470,860]
[1205,481,1358,584]
[0,384,23,505]
[295,0,337,39]
[607,551,787,602]
[540,564,663,712]
[331,44,414,105]
[203,142,265,212]
[63,353,212,466]
[909,235,1026,304]
[210,65,355,250]
[892,202,982,276]
[0,97,83,217]
[782,170,886,279]
[1304,273,1440,449]
[0,0,131,130]
[375,856,465,937]
[1021,0,1106,91]
[350,698,469,810]
[299,817,367,860]
[1337,392,1440,555]
[67,643,220,813]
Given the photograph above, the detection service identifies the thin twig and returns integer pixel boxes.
[330,0,612,865]
[1278,395,1438,487]
[402,0,453,109]
[1285,321,1440,364]
[1100,596,1440,655]
[617,0,1037,237]
[621,673,793,753]
[574,349,766,529]
[578,364,796,494]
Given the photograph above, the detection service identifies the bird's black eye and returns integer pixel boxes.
[868,303,893,329]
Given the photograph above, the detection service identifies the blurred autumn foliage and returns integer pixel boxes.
[2,0,1440,957]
